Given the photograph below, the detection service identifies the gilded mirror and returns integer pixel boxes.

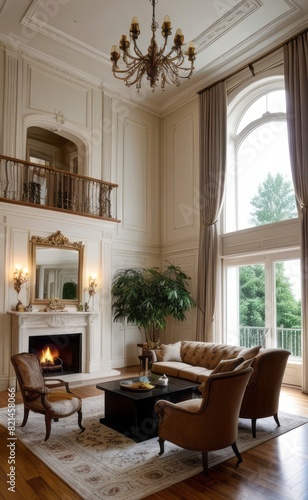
[31,231,83,305]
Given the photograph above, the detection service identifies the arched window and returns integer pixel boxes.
[225,79,297,233]
[221,77,301,375]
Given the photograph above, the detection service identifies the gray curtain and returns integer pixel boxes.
[196,82,227,341]
[284,31,308,394]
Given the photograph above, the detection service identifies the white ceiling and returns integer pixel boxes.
[0,0,307,114]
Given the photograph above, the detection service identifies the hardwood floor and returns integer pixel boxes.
[0,368,308,500]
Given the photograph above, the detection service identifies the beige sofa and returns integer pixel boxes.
[150,340,261,383]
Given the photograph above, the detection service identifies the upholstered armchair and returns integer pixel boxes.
[154,367,253,474]
[11,352,85,441]
[239,348,291,437]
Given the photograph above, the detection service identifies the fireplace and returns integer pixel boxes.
[9,311,120,383]
[29,333,82,375]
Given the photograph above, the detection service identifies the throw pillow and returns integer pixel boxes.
[234,357,254,371]
[198,379,209,396]
[160,341,181,362]
[211,356,245,374]
[237,345,261,360]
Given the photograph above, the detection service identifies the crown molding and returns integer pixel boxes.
[0,34,102,90]
[21,0,110,65]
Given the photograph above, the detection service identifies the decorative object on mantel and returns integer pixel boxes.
[111,262,196,349]
[110,0,196,92]
[16,300,25,312]
[41,299,66,312]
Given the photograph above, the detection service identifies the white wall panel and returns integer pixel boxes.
[0,47,4,152]
[122,119,147,231]
[173,116,195,230]
[29,67,88,127]
[114,102,160,248]
[162,97,199,245]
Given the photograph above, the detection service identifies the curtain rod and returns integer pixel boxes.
[198,26,308,95]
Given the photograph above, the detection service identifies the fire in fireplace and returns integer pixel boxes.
[40,346,63,373]
[29,334,82,375]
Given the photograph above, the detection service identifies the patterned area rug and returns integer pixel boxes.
[0,396,307,500]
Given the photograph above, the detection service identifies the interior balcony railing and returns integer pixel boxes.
[0,155,119,222]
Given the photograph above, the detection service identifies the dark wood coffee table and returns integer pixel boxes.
[96,376,199,441]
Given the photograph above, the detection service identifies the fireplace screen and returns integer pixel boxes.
[29,334,82,375]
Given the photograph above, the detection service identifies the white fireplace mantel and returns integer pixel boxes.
[9,311,98,374]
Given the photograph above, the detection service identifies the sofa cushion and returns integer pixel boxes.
[211,356,245,374]
[198,357,244,394]
[237,345,261,360]
[160,341,182,362]
[177,366,212,382]
[151,361,187,378]
[181,341,243,369]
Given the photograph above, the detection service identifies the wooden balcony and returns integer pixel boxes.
[0,155,119,222]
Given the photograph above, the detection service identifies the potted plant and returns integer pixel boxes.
[111,263,196,348]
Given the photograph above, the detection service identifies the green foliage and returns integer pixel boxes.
[239,263,301,329]
[111,263,196,343]
[239,265,265,326]
[239,173,301,331]
[275,263,301,328]
[249,172,297,226]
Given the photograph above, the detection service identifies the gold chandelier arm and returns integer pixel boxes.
[131,38,145,59]
[112,59,147,86]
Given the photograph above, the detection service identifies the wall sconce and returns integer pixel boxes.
[85,275,98,311]
[13,265,29,301]
[88,275,97,297]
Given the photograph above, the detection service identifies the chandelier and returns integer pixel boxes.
[110,0,196,92]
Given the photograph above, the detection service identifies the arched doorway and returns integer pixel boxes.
[26,126,86,176]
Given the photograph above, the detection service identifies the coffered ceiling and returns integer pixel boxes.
[0,0,307,114]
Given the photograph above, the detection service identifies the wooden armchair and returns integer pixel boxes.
[239,348,291,437]
[11,352,85,441]
[154,367,253,474]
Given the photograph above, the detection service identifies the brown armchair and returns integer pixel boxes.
[239,348,291,437]
[11,352,85,441]
[154,367,253,474]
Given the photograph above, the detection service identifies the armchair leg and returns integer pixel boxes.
[251,418,257,438]
[231,442,243,468]
[202,451,209,475]
[44,415,52,442]
[158,437,165,456]
[78,410,85,432]
[21,407,29,427]
[273,413,280,427]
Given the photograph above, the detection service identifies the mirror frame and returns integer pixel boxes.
[30,231,84,305]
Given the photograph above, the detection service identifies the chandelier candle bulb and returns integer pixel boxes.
[162,15,171,33]
[130,16,140,37]
[174,28,184,46]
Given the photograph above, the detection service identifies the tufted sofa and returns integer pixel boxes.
[150,341,260,382]
[150,340,291,436]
